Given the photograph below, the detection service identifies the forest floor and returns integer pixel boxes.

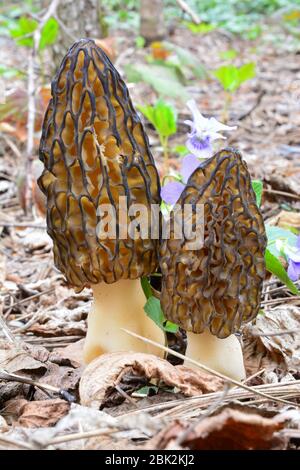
[0,22,300,450]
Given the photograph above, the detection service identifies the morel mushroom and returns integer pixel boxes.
[159,149,267,380]
[38,39,164,363]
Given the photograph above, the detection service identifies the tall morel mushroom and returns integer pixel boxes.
[159,149,267,380]
[38,39,164,363]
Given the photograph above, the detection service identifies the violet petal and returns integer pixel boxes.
[181,154,201,183]
[287,260,300,281]
[161,181,185,205]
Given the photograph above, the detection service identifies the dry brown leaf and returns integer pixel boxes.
[0,341,47,374]
[53,338,85,368]
[0,415,9,432]
[146,408,286,450]
[243,306,300,373]
[80,352,224,408]
[28,305,88,337]
[17,399,70,428]
[34,363,82,401]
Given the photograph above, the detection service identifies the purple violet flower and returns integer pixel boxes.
[286,235,300,281]
[161,100,237,206]
[184,99,236,158]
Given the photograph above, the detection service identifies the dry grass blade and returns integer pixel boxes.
[122,329,299,407]
[44,428,118,447]
[0,435,35,450]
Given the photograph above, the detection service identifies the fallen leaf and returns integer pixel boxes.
[33,362,82,401]
[243,306,300,372]
[53,338,85,368]
[80,352,224,408]
[18,399,70,428]
[28,305,88,337]
[0,415,9,432]
[146,407,286,450]
[0,341,47,375]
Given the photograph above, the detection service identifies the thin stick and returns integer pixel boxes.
[122,329,297,406]
[45,428,117,446]
[0,435,35,450]
[114,384,139,408]
[0,314,16,343]
[25,0,60,213]
[4,287,55,311]
[252,328,300,337]
[0,222,46,229]
[242,368,266,384]
[263,188,300,200]
[176,0,201,24]
[260,296,300,305]
[0,369,76,402]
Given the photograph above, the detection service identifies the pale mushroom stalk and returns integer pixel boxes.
[184,330,245,381]
[83,280,164,363]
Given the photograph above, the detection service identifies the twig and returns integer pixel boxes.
[263,188,300,201]
[252,327,300,337]
[25,0,60,213]
[0,435,35,450]
[0,222,46,229]
[176,0,201,24]
[238,90,265,120]
[0,369,76,402]
[44,428,117,447]
[4,287,55,312]
[260,296,300,306]
[0,313,17,344]
[122,328,298,406]
[114,384,139,408]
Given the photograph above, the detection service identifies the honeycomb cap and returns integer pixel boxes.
[38,39,161,289]
[159,148,267,338]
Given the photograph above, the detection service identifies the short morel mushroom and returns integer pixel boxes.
[38,39,164,363]
[159,149,267,380]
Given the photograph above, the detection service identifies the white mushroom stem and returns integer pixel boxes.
[83,279,246,382]
[83,279,165,364]
[185,330,246,382]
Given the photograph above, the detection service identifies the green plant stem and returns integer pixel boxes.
[222,91,233,122]
[161,135,169,173]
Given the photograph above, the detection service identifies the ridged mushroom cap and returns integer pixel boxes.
[38,39,160,289]
[159,148,267,338]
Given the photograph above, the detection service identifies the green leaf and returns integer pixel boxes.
[265,248,300,295]
[10,16,38,47]
[144,296,179,333]
[124,63,189,101]
[140,277,152,299]
[173,145,189,156]
[138,99,177,140]
[183,21,215,34]
[134,385,158,397]
[266,225,298,258]
[144,296,165,329]
[213,65,239,92]
[135,35,145,48]
[219,49,238,60]
[213,62,256,92]
[39,17,59,50]
[252,179,263,207]
[238,62,256,85]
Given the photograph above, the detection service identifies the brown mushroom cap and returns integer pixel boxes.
[38,39,160,289]
[159,148,267,338]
